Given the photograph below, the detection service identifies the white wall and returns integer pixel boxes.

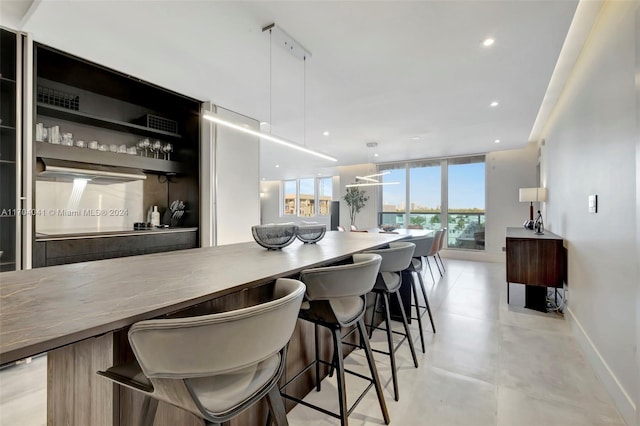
[336,164,379,229]
[484,143,539,259]
[539,2,639,423]
[214,107,260,245]
[635,6,640,425]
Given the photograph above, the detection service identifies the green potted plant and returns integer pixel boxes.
[343,187,369,227]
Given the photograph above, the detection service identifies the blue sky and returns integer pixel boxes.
[383,163,485,210]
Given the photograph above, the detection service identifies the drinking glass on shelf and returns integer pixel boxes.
[152,140,162,159]
[137,138,150,156]
[162,143,173,160]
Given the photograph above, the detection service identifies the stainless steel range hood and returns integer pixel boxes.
[37,158,147,184]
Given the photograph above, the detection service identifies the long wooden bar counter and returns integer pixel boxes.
[0,231,404,425]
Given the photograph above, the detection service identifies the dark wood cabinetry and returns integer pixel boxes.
[0,29,18,272]
[34,229,197,267]
[31,44,202,263]
[506,227,565,311]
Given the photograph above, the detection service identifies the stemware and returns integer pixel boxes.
[137,139,150,157]
[162,143,173,160]
[152,140,162,159]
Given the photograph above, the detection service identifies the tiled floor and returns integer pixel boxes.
[286,259,625,426]
[0,259,624,425]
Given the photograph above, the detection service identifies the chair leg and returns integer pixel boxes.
[266,385,289,426]
[394,291,418,369]
[139,395,158,426]
[357,319,390,425]
[425,257,436,283]
[417,272,436,333]
[411,273,425,353]
[331,328,348,426]
[381,292,399,401]
[369,292,379,339]
[437,252,446,272]
[314,323,321,391]
[432,255,443,277]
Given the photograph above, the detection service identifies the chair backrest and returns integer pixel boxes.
[128,278,305,379]
[300,253,382,301]
[350,225,358,231]
[427,229,443,256]
[365,242,416,273]
[337,225,346,232]
[410,234,434,257]
[438,228,447,251]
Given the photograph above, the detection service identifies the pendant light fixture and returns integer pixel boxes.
[203,23,337,162]
[345,143,399,188]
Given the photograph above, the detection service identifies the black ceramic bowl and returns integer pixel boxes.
[251,224,298,250]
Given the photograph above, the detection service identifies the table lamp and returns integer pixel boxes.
[519,187,547,229]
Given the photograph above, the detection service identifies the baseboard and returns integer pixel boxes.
[566,307,637,425]
[440,249,504,263]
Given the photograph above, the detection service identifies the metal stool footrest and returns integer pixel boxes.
[280,356,376,419]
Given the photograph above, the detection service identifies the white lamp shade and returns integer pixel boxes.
[519,187,547,202]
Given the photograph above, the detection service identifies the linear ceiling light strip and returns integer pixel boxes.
[345,182,400,188]
[203,113,338,162]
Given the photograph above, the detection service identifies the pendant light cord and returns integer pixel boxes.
[269,29,273,133]
[303,55,307,146]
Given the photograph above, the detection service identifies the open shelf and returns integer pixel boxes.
[37,103,183,140]
[36,142,187,174]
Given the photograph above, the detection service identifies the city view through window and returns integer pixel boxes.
[380,156,485,250]
[283,177,332,217]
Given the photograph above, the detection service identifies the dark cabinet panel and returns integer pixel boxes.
[36,231,198,267]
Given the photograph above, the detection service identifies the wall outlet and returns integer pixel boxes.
[564,289,569,303]
[502,246,506,252]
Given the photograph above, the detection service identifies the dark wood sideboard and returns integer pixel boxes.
[506,227,565,312]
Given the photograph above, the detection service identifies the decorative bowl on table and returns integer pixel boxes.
[251,223,298,250]
[380,224,397,232]
[296,223,327,244]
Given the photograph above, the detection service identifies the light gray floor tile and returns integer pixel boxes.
[0,259,623,426]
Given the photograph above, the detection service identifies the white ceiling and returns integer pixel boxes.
[5,0,578,180]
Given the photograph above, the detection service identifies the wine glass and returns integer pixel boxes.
[152,140,162,159]
[137,139,150,157]
[162,143,173,160]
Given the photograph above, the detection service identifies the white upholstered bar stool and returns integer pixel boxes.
[365,241,419,402]
[436,227,447,272]
[424,229,444,282]
[97,278,305,426]
[280,253,390,426]
[404,235,436,353]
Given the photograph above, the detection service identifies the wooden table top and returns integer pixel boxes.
[506,227,562,240]
[0,231,404,365]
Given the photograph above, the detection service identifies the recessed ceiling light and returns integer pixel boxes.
[260,121,268,125]
[262,177,266,180]
[482,38,495,47]
[490,101,499,107]
[323,131,330,136]
[374,153,379,157]
[275,164,280,168]
[494,139,501,144]
[411,136,420,140]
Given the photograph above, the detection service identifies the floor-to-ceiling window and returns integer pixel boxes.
[409,160,441,230]
[379,155,485,250]
[379,165,406,227]
[282,180,297,215]
[299,178,315,217]
[317,177,332,216]
[446,156,485,249]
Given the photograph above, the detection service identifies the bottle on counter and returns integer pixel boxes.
[151,206,160,227]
